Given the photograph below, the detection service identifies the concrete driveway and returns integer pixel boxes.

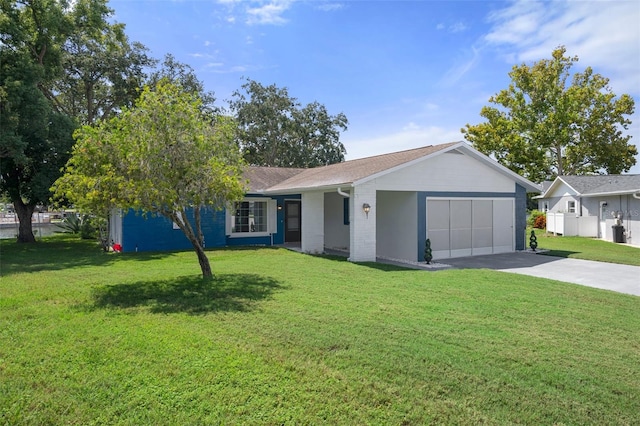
[442,252,640,296]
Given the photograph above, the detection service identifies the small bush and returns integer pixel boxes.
[55,214,82,234]
[528,210,546,229]
[533,214,546,229]
[55,213,104,240]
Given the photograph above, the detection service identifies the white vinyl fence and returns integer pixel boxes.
[546,212,598,237]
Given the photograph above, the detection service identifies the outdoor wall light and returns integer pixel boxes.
[362,203,371,218]
[277,205,282,210]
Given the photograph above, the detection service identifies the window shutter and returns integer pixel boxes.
[225,204,233,235]
[268,199,277,234]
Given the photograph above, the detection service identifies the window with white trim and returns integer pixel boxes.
[567,200,576,213]
[227,198,277,236]
[232,200,267,233]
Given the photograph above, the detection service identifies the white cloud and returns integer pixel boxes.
[203,63,249,74]
[203,62,225,69]
[246,1,292,25]
[436,21,468,33]
[484,0,640,95]
[316,2,344,12]
[440,46,481,87]
[449,22,468,33]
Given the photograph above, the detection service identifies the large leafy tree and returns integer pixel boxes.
[52,20,154,125]
[229,79,348,167]
[462,46,636,182]
[52,81,247,279]
[1,47,75,242]
[1,0,80,242]
[148,54,216,114]
[1,0,154,243]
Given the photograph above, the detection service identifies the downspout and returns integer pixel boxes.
[337,188,350,198]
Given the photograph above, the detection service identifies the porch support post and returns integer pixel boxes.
[301,191,325,254]
[349,183,376,262]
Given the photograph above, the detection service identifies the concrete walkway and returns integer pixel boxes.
[442,252,640,297]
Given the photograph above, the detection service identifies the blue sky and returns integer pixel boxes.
[110,0,640,174]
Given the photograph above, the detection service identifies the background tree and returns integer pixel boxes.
[52,19,154,125]
[148,54,216,115]
[1,0,80,242]
[52,81,247,279]
[462,46,636,182]
[229,79,348,167]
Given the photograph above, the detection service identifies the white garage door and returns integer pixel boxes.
[427,198,514,259]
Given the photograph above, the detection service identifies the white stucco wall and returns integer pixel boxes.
[324,191,350,251]
[370,151,515,193]
[349,182,377,262]
[301,191,324,254]
[376,191,417,262]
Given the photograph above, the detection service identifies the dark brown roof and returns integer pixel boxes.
[266,142,460,192]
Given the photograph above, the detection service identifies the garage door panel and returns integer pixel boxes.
[428,229,449,250]
[472,228,492,248]
[430,229,450,259]
[493,199,514,253]
[450,200,471,228]
[451,229,471,250]
[427,200,449,228]
[472,200,493,253]
[473,200,492,228]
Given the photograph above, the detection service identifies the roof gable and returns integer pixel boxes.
[265,142,460,192]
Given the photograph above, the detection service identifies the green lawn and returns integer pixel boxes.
[1,235,639,425]
[529,228,640,266]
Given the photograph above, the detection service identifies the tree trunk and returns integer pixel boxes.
[194,242,213,280]
[555,143,564,176]
[13,199,36,243]
[167,210,213,279]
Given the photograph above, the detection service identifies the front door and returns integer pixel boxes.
[284,200,301,243]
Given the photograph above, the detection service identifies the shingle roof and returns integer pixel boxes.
[558,175,640,195]
[244,166,305,192]
[265,142,461,192]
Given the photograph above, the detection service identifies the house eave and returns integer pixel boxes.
[263,183,354,195]
[581,189,640,197]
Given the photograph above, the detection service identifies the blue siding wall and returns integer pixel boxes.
[120,194,301,253]
[121,208,226,253]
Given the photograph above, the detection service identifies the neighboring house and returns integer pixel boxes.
[537,175,640,246]
[110,141,540,262]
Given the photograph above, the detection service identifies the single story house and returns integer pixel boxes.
[537,175,640,246]
[109,141,540,262]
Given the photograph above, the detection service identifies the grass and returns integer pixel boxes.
[529,228,640,266]
[1,235,639,425]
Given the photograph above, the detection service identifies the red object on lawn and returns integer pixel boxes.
[112,243,122,252]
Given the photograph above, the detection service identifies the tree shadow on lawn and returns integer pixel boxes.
[0,236,187,277]
[91,273,283,314]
